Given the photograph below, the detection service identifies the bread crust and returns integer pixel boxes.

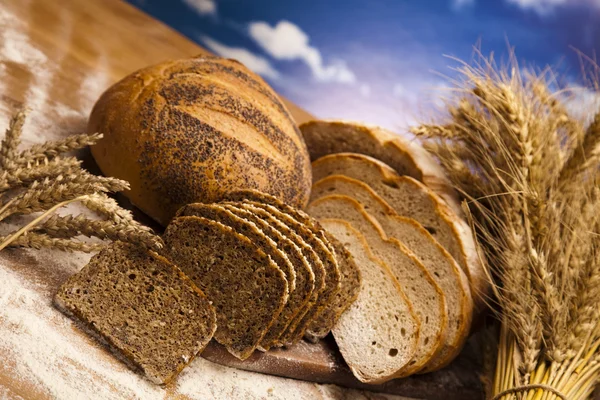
[89,56,311,226]
[300,120,461,216]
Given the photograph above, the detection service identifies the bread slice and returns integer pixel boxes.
[311,153,487,311]
[163,216,288,360]
[304,235,362,342]
[307,195,447,375]
[219,202,316,349]
[320,219,419,384]
[54,242,217,385]
[309,176,473,372]
[299,120,462,215]
[175,203,299,350]
[237,202,337,345]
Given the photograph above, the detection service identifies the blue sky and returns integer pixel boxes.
[129,0,600,131]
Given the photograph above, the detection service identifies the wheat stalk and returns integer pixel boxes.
[0,111,162,253]
[415,53,600,399]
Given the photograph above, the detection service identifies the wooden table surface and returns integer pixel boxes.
[0,1,413,399]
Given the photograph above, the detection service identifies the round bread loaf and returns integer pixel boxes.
[88,55,312,226]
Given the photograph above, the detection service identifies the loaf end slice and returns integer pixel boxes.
[54,242,217,385]
[322,219,419,384]
[163,216,288,360]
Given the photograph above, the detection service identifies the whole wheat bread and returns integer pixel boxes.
[304,235,362,342]
[311,153,487,311]
[307,195,447,375]
[54,242,217,385]
[163,216,288,360]
[320,219,419,384]
[237,202,333,345]
[309,178,473,372]
[220,202,316,349]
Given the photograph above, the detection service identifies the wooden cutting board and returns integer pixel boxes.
[201,336,485,400]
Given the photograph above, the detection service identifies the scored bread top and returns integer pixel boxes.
[305,234,362,341]
[163,216,288,360]
[236,202,329,345]
[220,202,316,349]
[307,195,448,376]
[311,153,487,312]
[309,178,473,372]
[321,219,419,384]
[54,242,217,385]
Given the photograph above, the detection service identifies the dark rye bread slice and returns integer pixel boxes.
[175,203,295,350]
[163,216,288,360]
[219,203,316,349]
[304,234,362,342]
[54,242,217,385]
[320,219,419,384]
[236,202,328,345]
[309,180,473,373]
[308,195,448,376]
[311,153,487,311]
[242,201,341,344]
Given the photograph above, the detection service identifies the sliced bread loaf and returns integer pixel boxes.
[320,219,419,384]
[311,153,486,310]
[220,202,316,348]
[299,120,461,215]
[304,234,362,342]
[238,201,338,344]
[54,242,217,385]
[309,177,473,372]
[175,203,299,351]
[163,216,288,360]
[307,195,447,375]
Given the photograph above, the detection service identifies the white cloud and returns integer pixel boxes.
[248,20,356,84]
[506,0,600,15]
[182,0,216,16]
[452,0,475,10]
[200,36,280,79]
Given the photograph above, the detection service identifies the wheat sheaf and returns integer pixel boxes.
[0,110,162,252]
[414,55,600,399]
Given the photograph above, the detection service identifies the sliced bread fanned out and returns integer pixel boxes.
[304,234,362,342]
[299,120,461,215]
[238,201,338,345]
[308,195,447,376]
[220,202,316,349]
[163,216,288,360]
[175,203,297,351]
[55,242,217,385]
[309,178,473,372]
[311,153,486,310]
[320,219,419,384]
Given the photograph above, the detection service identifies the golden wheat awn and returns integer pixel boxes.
[413,55,600,399]
[0,110,162,252]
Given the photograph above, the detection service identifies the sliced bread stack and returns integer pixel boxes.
[163,189,361,360]
[304,149,484,379]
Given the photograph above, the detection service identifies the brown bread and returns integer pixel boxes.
[89,56,312,226]
[304,234,362,342]
[321,219,419,384]
[236,202,328,345]
[54,242,217,385]
[163,216,288,360]
[175,203,297,350]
